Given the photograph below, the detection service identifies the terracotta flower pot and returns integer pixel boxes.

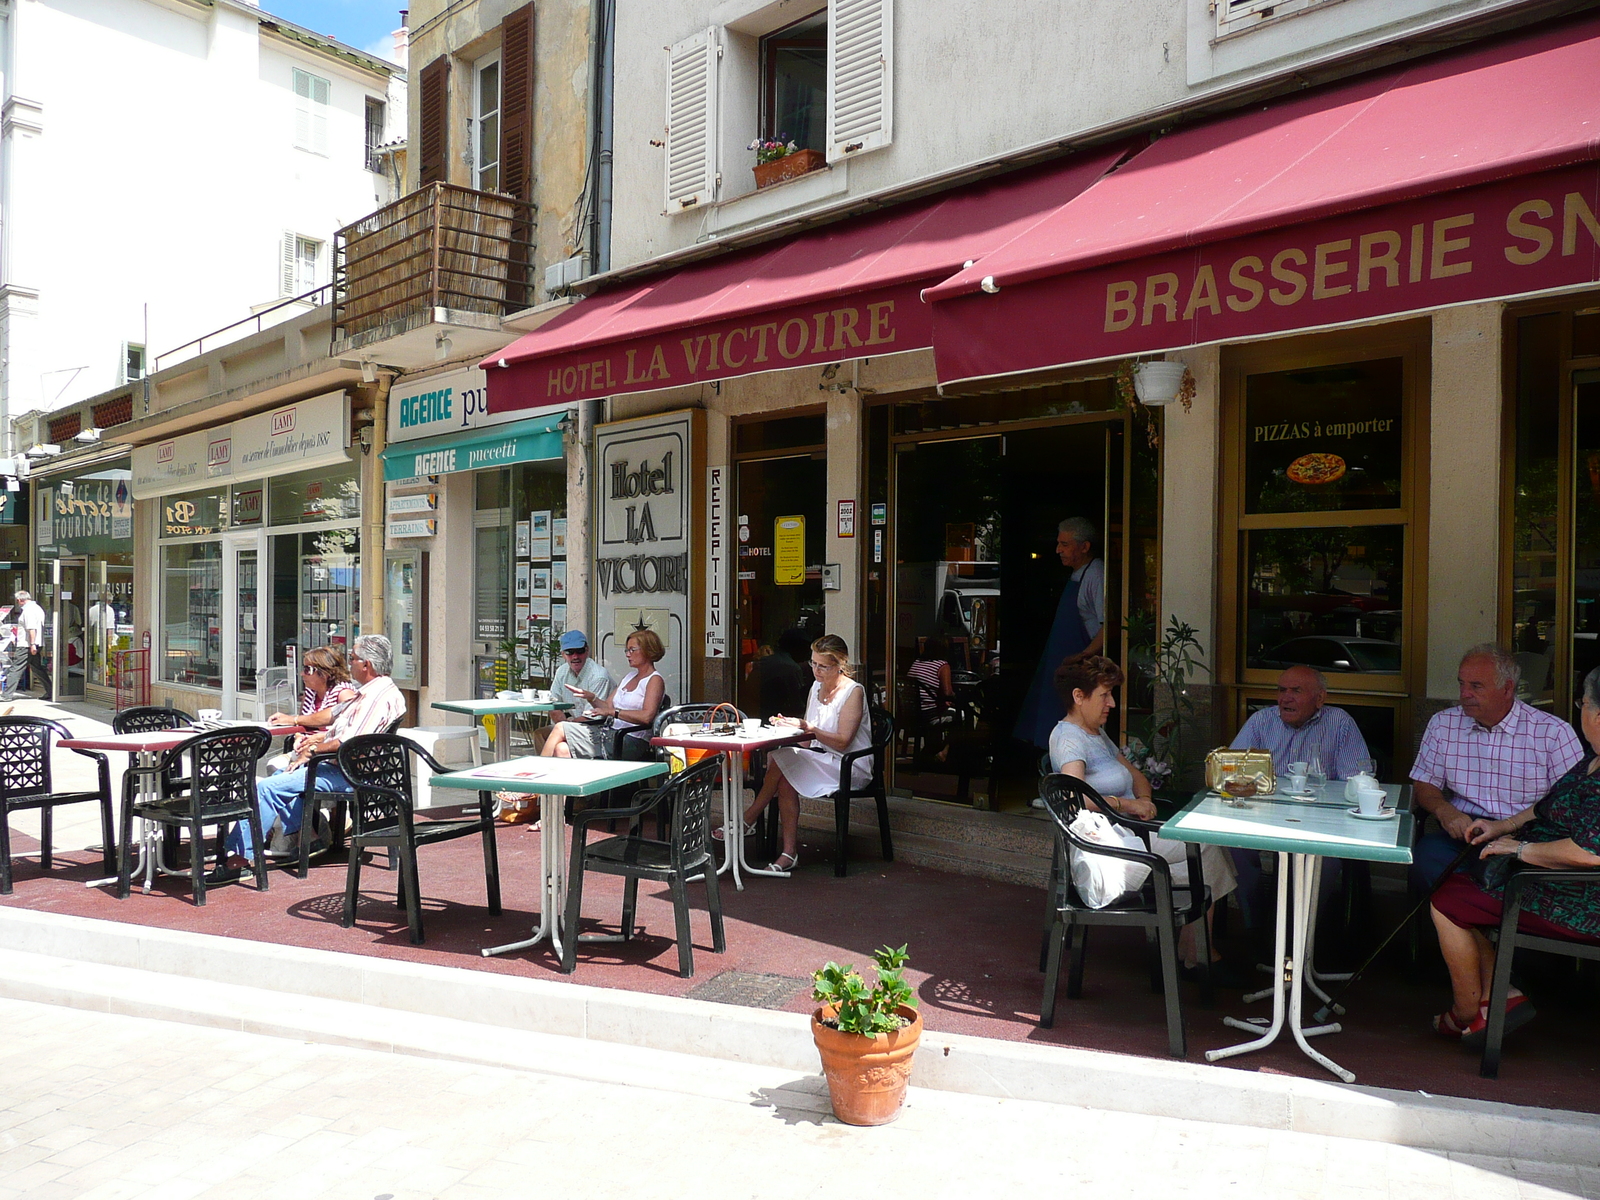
[753,148,826,189]
[810,1004,922,1125]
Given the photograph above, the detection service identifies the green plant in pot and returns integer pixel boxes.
[810,944,921,1125]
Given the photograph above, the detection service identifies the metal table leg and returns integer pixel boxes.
[714,749,788,888]
[86,754,175,891]
[1207,852,1354,1083]
[482,792,563,958]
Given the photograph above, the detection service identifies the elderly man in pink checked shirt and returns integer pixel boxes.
[1409,643,1583,892]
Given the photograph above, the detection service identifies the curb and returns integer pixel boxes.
[1,907,1597,1163]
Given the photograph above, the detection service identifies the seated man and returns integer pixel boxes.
[1228,665,1373,927]
[548,628,614,719]
[221,633,407,873]
[1409,643,1583,892]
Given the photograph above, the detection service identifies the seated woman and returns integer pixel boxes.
[268,647,358,769]
[743,634,870,873]
[1429,665,1600,1044]
[541,629,666,761]
[1050,656,1240,985]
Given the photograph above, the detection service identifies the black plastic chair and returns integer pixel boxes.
[336,734,501,945]
[1480,862,1600,1078]
[1036,772,1211,1059]
[0,717,115,895]
[111,705,194,816]
[288,714,406,878]
[561,756,725,978]
[812,707,894,878]
[117,726,272,905]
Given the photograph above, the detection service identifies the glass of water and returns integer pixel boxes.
[1306,749,1328,796]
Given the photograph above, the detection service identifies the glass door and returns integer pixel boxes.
[222,531,266,719]
[53,557,88,700]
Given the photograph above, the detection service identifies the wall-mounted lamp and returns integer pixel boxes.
[360,360,378,383]
[4,478,18,493]
[434,331,454,361]
[356,427,373,455]
[24,443,61,458]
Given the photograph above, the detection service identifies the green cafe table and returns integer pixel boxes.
[1158,783,1413,1083]
[430,756,667,962]
[429,697,575,762]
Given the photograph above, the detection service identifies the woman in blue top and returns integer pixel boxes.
[1051,656,1238,984]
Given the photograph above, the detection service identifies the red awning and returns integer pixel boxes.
[485,148,1123,413]
[927,14,1600,386]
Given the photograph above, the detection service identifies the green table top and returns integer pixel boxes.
[430,698,576,717]
[430,756,667,797]
[1158,783,1415,864]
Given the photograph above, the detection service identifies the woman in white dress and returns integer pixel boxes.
[542,629,666,760]
[744,634,870,872]
[1050,656,1241,986]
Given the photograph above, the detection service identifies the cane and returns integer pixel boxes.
[1309,837,1479,1024]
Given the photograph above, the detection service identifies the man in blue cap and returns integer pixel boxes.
[550,629,614,716]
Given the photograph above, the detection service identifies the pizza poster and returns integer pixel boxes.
[1243,357,1404,516]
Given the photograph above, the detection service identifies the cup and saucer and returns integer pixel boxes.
[1348,789,1396,820]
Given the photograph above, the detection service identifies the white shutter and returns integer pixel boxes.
[664,29,718,211]
[312,74,330,156]
[280,231,297,297]
[293,69,330,155]
[826,0,892,163]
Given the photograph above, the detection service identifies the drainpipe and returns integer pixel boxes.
[365,372,394,639]
[586,0,615,274]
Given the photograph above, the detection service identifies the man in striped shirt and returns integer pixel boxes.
[222,634,407,871]
[1409,643,1583,891]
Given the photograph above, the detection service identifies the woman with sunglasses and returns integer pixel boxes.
[742,634,870,873]
[269,647,358,752]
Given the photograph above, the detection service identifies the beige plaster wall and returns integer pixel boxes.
[1161,345,1222,674]
[1426,302,1503,698]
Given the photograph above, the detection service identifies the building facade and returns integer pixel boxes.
[482,0,1600,881]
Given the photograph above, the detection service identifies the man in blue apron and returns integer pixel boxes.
[1016,518,1106,749]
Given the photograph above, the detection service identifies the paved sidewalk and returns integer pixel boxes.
[0,996,1593,1200]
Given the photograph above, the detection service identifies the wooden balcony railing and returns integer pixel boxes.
[332,182,537,343]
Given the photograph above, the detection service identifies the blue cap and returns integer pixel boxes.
[559,629,589,651]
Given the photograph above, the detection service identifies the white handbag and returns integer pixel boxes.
[1067,810,1154,908]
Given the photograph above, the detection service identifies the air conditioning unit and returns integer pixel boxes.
[543,254,592,296]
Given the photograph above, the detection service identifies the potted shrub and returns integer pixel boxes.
[750,136,826,189]
[810,944,921,1125]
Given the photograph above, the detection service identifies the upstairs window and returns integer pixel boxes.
[121,343,145,384]
[365,98,387,171]
[293,68,331,156]
[474,56,502,192]
[1217,0,1337,38]
[761,12,827,151]
[281,233,322,297]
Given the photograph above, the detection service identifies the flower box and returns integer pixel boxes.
[753,148,826,190]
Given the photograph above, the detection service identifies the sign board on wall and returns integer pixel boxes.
[130,392,351,499]
[387,367,540,443]
[593,410,697,703]
[705,465,726,658]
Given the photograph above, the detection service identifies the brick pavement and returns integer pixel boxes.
[0,996,1595,1200]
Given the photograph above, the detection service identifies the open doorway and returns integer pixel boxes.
[890,418,1129,809]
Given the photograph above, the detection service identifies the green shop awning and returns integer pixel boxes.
[383,416,565,482]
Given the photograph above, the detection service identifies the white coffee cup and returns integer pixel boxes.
[1285,771,1307,793]
[743,717,762,733]
[521,688,536,702]
[1356,786,1386,816]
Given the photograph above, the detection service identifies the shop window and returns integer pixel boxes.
[274,530,360,664]
[1222,326,1424,707]
[160,486,229,538]
[160,542,223,687]
[270,464,359,526]
[1510,300,1600,719]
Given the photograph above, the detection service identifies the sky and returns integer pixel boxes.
[260,0,406,63]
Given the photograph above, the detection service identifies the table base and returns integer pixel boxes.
[85,753,187,894]
[714,750,787,889]
[1204,852,1357,1083]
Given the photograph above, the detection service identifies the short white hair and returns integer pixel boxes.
[13,590,29,601]
[1057,517,1097,545]
[1461,643,1520,689]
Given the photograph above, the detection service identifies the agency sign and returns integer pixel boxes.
[387,367,538,443]
[131,391,351,499]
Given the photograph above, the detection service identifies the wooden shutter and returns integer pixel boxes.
[664,29,718,211]
[418,56,450,186]
[280,231,298,297]
[826,0,893,163]
[499,4,536,201]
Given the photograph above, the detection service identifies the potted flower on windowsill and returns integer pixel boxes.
[750,135,826,189]
[810,944,921,1125]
